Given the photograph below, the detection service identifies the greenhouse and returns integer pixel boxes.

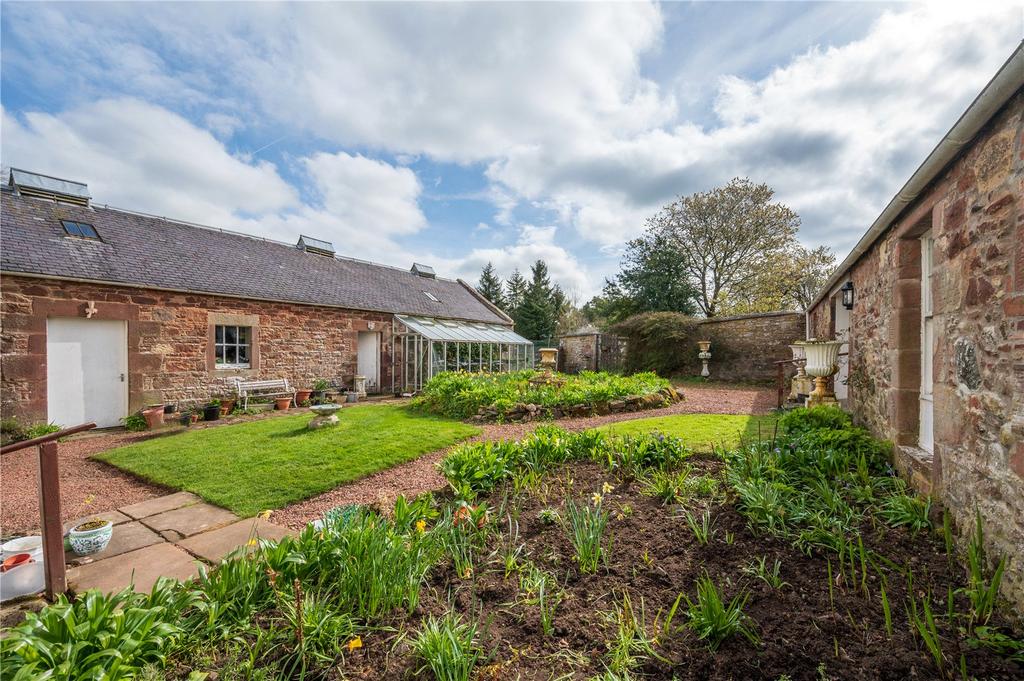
[396,315,535,392]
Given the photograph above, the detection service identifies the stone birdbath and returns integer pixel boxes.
[308,403,343,430]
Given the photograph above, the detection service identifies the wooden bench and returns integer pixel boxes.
[235,378,295,409]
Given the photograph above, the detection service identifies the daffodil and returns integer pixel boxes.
[258,509,273,520]
[591,492,603,506]
[347,636,363,652]
[602,482,614,494]
[247,538,258,548]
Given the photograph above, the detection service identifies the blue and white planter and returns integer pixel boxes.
[68,520,113,556]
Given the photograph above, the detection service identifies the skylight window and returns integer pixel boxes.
[423,291,441,302]
[61,220,100,240]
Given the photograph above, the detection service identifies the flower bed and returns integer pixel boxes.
[3,410,1022,679]
[413,369,677,421]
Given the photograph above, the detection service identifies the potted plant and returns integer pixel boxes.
[311,379,330,402]
[274,396,292,411]
[178,411,192,427]
[163,403,177,415]
[141,405,165,430]
[69,519,113,556]
[218,395,237,416]
[295,387,313,405]
[203,399,221,421]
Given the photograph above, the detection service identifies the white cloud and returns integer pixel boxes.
[1,99,296,225]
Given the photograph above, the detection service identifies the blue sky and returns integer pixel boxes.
[1,2,1020,299]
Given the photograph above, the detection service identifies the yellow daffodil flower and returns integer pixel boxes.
[347,636,363,652]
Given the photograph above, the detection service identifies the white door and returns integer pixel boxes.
[357,331,380,392]
[919,233,934,453]
[833,296,851,402]
[47,318,128,428]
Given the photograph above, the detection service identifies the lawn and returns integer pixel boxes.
[96,404,479,516]
[598,412,778,452]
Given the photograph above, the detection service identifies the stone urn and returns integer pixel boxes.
[538,348,558,372]
[308,403,343,429]
[788,343,814,399]
[697,340,712,378]
[354,375,367,398]
[798,340,842,406]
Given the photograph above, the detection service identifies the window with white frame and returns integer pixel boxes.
[215,325,252,368]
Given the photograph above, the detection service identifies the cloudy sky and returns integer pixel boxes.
[1,2,1020,298]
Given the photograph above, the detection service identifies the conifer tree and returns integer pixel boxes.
[476,262,506,309]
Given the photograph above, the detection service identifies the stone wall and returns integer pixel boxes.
[696,311,805,383]
[559,333,625,374]
[807,90,1024,607]
[1,275,398,421]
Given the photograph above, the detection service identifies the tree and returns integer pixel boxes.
[649,177,800,317]
[516,260,558,341]
[476,262,506,309]
[504,269,528,316]
[783,245,837,310]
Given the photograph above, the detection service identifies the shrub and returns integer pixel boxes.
[412,613,481,681]
[778,405,852,437]
[414,369,669,419]
[1,418,61,445]
[121,412,149,432]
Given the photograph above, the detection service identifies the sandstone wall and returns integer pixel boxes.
[559,333,625,374]
[807,90,1024,607]
[1,275,398,421]
[696,311,805,383]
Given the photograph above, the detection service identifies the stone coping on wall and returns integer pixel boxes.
[696,310,804,324]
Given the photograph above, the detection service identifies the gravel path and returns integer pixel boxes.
[272,384,775,529]
[1,385,774,535]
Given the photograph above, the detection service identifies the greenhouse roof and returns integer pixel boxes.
[396,315,533,344]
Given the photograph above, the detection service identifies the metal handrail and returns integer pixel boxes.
[1,422,96,455]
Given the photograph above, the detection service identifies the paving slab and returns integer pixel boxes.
[65,521,163,566]
[68,543,201,594]
[64,509,133,532]
[178,519,294,563]
[142,502,239,540]
[120,492,201,520]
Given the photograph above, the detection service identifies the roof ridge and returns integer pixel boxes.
[88,201,460,283]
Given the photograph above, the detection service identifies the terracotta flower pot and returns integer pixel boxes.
[219,398,236,416]
[295,389,312,405]
[141,407,164,430]
[275,397,292,411]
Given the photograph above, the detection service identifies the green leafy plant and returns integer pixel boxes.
[564,495,610,574]
[518,562,562,637]
[778,405,852,437]
[0,579,196,679]
[412,612,481,681]
[684,573,758,651]
[121,412,149,432]
[961,511,1007,630]
[604,592,663,676]
[879,490,932,532]
[742,556,788,589]
[683,509,715,545]
[538,508,560,525]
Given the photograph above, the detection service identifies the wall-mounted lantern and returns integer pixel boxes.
[840,281,854,310]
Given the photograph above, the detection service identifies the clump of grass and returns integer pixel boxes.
[565,495,610,574]
[879,489,932,532]
[684,573,758,651]
[518,562,563,637]
[741,556,788,590]
[603,592,663,676]
[412,612,481,681]
[683,509,715,545]
[961,511,1007,630]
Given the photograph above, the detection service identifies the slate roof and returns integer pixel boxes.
[0,190,510,324]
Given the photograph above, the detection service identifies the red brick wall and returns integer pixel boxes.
[1,275,397,420]
[807,90,1024,606]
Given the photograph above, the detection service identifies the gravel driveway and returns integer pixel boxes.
[1,384,774,535]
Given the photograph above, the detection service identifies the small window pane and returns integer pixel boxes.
[238,345,250,364]
[224,345,237,364]
[225,326,237,344]
[215,325,224,343]
[238,327,250,344]
[79,224,98,238]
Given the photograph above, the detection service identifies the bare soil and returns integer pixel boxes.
[323,458,1023,680]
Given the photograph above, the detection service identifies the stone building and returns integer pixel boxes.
[0,170,529,428]
[806,47,1023,605]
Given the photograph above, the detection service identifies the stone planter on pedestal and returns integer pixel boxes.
[697,340,712,378]
[798,340,842,407]
[308,403,343,429]
[538,348,558,372]
[789,343,814,400]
